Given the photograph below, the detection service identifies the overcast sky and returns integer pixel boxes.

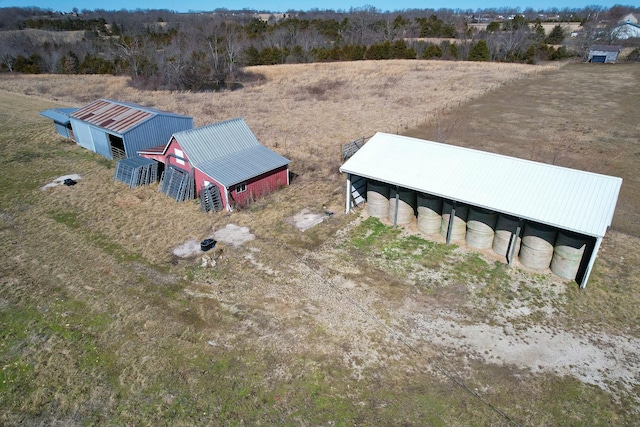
[0,0,631,13]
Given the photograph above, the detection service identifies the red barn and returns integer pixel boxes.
[139,118,290,211]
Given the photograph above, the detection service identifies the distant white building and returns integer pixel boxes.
[619,13,640,25]
[588,45,622,63]
[613,21,640,39]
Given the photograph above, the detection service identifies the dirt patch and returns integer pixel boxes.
[40,174,81,190]
[172,224,256,257]
[212,223,255,247]
[408,310,640,396]
[288,208,329,231]
[172,239,202,258]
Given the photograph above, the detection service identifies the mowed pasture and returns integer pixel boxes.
[1,60,640,426]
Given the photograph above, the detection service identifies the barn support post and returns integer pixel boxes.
[393,185,400,228]
[580,237,602,289]
[225,187,232,212]
[508,219,524,265]
[446,201,456,245]
[345,173,352,214]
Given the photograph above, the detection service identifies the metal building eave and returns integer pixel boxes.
[40,108,78,124]
[196,145,290,188]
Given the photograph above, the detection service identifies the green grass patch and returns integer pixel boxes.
[0,302,116,421]
[350,217,454,271]
[87,230,144,263]
[48,209,82,229]
[452,254,510,287]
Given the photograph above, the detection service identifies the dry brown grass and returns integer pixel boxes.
[0,60,557,174]
[406,62,640,238]
[2,61,639,425]
[0,60,558,264]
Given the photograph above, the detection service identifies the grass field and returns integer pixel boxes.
[1,61,640,426]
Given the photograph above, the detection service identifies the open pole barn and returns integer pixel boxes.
[41,99,193,160]
[138,117,290,211]
[340,133,623,288]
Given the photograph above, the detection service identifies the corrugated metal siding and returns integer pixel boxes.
[230,166,289,206]
[69,119,95,152]
[53,123,70,138]
[174,118,261,163]
[40,108,77,124]
[70,99,152,133]
[172,118,290,187]
[124,115,193,156]
[340,133,622,238]
[197,146,289,187]
[90,127,111,158]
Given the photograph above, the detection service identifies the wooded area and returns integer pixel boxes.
[1,5,638,90]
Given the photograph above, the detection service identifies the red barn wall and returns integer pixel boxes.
[227,165,289,207]
[141,137,289,210]
[193,168,229,208]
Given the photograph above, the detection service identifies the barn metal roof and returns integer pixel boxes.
[40,107,78,124]
[172,118,289,187]
[589,44,622,52]
[69,99,190,135]
[340,132,622,238]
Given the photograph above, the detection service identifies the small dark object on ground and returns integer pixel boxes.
[63,178,77,186]
[200,239,217,251]
[325,211,334,217]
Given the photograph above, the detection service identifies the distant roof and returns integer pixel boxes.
[340,133,622,238]
[167,118,289,187]
[69,99,191,134]
[589,45,622,52]
[40,107,78,124]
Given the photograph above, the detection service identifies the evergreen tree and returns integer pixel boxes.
[423,44,443,59]
[546,25,566,44]
[449,42,459,59]
[468,40,489,61]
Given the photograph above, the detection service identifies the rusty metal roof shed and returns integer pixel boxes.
[51,98,194,159]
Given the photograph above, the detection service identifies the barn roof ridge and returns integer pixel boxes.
[96,98,192,118]
[589,44,622,51]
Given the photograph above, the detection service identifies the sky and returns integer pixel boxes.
[0,0,630,13]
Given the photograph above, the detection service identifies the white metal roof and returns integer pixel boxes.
[340,132,622,238]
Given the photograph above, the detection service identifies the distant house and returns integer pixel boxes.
[613,21,640,40]
[588,45,622,63]
[41,99,193,160]
[138,118,290,211]
[619,13,640,25]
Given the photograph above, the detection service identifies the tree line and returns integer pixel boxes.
[1,5,638,90]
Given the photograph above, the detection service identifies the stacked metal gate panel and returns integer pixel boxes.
[200,185,224,212]
[114,156,159,188]
[159,166,194,202]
